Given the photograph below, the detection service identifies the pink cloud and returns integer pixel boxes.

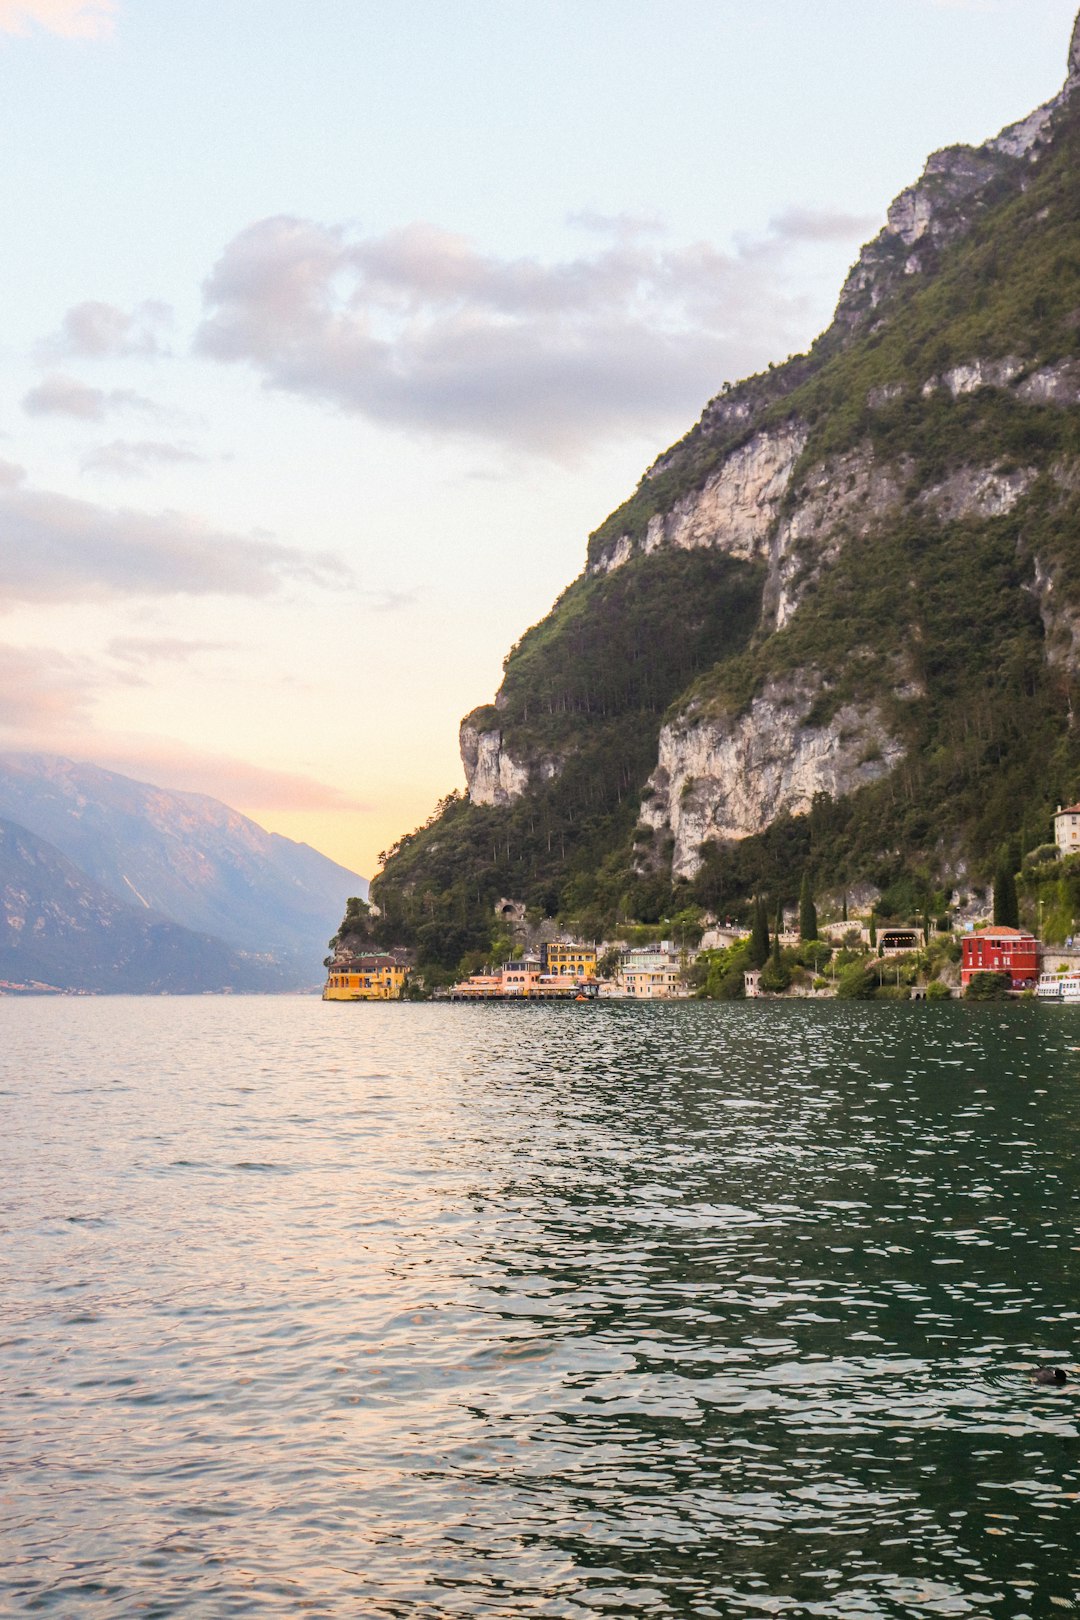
[0,0,117,38]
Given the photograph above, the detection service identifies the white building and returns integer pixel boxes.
[620,943,687,1000]
[1055,804,1080,855]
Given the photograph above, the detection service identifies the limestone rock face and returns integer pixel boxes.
[590,424,807,576]
[459,723,530,807]
[639,676,906,881]
[766,446,906,630]
[923,358,1025,398]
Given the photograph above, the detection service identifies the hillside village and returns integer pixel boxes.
[324,804,1080,1003]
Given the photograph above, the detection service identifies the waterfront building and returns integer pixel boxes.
[620,944,687,1000]
[960,927,1038,990]
[324,955,408,1001]
[449,960,597,1000]
[541,941,597,979]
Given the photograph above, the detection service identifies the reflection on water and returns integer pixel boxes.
[1,998,1079,1616]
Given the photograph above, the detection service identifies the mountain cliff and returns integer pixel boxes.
[0,817,289,994]
[0,755,365,982]
[372,12,1080,966]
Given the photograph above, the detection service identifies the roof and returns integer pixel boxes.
[337,954,403,969]
[968,927,1035,940]
[1057,804,1080,815]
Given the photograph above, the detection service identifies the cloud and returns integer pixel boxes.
[82,439,205,478]
[0,476,339,608]
[0,722,366,813]
[767,206,878,243]
[567,209,667,239]
[360,587,419,613]
[195,214,829,459]
[106,636,233,666]
[57,736,369,812]
[23,373,160,421]
[0,0,117,37]
[46,299,172,359]
[0,644,97,728]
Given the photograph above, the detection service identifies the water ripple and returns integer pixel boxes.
[1,998,1078,1616]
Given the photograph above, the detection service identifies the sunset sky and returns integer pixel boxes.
[2,0,1076,878]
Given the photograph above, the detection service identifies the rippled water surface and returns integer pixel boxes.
[3,998,1080,1617]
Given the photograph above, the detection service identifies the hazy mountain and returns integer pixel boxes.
[370,11,1080,964]
[0,754,366,982]
[0,817,290,994]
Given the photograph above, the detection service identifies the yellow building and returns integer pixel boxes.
[541,941,597,979]
[323,954,408,1001]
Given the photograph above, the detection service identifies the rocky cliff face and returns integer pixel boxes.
[589,424,808,579]
[641,677,906,880]
[459,720,532,806]
[375,9,1080,957]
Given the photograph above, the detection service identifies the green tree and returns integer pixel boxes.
[965,970,1010,1000]
[760,933,791,993]
[993,855,1020,929]
[750,896,770,968]
[869,911,877,949]
[842,895,848,923]
[837,961,877,999]
[799,873,818,941]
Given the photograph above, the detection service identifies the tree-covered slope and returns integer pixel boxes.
[373,12,1080,970]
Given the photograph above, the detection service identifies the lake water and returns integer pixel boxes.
[2,998,1079,1618]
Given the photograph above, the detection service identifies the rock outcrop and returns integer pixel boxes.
[639,677,906,880]
[459,720,531,806]
[590,424,808,577]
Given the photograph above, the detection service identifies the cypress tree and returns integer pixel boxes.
[842,894,848,923]
[869,910,877,949]
[993,858,1020,930]
[761,928,791,993]
[799,873,818,941]
[750,896,769,968]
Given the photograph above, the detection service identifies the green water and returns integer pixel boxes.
[1,997,1078,1616]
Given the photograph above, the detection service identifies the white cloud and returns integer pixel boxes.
[0,0,117,38]
[0,721,367,813]
[82,440,205,478]
[195,213,834,459]
[23,373,160,421]
[0,645,97,728]
[767,206,878,244]
[45,299,173,359]
[0,476,340,608]
[106,636,234,666]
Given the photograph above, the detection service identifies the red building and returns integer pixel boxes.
[961,927,1039,989]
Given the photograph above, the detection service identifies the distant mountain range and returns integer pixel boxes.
[0,754,366,994]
